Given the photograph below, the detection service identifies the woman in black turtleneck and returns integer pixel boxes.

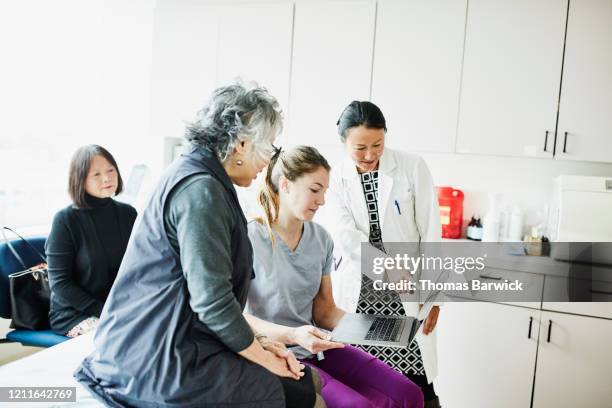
[46,145,137,337]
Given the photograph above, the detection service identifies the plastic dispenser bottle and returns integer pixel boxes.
[482,193,502,242]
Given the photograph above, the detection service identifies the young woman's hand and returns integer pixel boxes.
[260,339,304,378]
[292,325,345,354]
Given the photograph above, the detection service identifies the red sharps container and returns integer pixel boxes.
[436,187,464,239]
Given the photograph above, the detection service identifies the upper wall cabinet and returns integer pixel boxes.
[555,0,612,163]
[288,0,376,164]
[456,0,567,159]
[371,0,466,153]
[216,3,294,113]
[150,1,220,141]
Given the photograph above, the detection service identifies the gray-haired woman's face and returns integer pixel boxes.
[227,139,274,187]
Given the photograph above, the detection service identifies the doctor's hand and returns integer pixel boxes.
[292,325,345,354]
[422,305,440,335]
[386,268,415,294]
[260,339,304,379]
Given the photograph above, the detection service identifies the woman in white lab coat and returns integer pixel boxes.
[326,101,442,408]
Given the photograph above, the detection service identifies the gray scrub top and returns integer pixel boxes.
[247,220,334,359]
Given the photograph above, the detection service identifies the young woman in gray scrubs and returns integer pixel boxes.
[246,145,424,408]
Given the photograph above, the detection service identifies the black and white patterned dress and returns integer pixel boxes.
[356,170,425,376]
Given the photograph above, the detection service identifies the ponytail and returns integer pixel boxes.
[257,148,282,246]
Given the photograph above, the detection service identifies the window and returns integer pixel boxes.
[0,1,155,232]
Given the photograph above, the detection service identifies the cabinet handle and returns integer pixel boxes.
[479,274,502,280]
[527,316,533,339]
[563,131,568,153]
[547,320,552,343]
[590,288,612,295]
[543,130,549,152]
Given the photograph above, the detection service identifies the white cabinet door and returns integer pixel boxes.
[436,301,540,408]
[287,0,376,165]
[533,311,612,407]
[216,3,294,114]
[371,0,466,153]
[555,0,612,163]
[150,1,220,144]
[215,3,294,219]
[456,0,567,158]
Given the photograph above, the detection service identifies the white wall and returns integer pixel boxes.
[149,0,221,177]
[100,0,156,178]
[419,152,612,230]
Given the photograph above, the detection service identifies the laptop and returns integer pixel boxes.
[330,292,439,348]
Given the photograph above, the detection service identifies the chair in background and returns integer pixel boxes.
[116,164,151,206]
[0,236,68,347]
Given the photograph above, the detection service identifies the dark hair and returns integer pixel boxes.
[258,145,330,245]
[68,144,123,209]
[336,100,387,141]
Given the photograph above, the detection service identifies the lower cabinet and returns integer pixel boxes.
[436,301,540,408]
[436,302,612,407]
[532,311,612,408]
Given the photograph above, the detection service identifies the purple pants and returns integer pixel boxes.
[302,345,424,408]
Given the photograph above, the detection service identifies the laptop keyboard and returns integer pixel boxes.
[365,317,403,342]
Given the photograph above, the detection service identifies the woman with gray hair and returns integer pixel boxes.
[75,83,322,407]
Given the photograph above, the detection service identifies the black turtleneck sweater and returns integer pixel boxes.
[45,195,137,334]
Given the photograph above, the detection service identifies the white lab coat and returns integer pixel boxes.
[325,147,442,382]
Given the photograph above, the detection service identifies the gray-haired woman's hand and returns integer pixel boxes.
[239,337,302,380]
[262,350,303,380]
[292,325,345,354]
[260,339,304,379]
